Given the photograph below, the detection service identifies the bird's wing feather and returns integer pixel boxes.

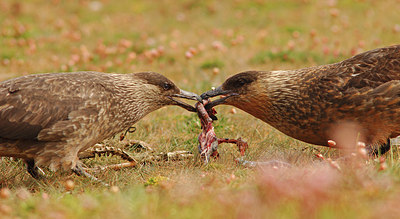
[0,72,112,141]
[340,80,400,110]
[37,104,102,142]
[338,45,400,90]
[298,45,400,123]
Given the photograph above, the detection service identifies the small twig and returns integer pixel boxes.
[119,126,137,141]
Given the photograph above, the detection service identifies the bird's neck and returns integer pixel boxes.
[112,76,163,126]
[232,68,331,144]
[233,69,307,126]
[259,70,304,122]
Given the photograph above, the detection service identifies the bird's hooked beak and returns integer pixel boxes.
[169,89,202,112]
[200,86,239,110]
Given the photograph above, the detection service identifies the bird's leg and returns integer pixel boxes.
[371,138,391,156]
[71,163,109,186]
[25,159,45,179]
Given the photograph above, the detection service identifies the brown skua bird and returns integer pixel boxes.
[0,71,199,181]
[201,45,400,155]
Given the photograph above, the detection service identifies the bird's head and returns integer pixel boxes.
[200,71,260,109]
[133,72,200,112]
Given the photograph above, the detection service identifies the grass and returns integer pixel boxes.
[1,0,400,218]
[200,59,224,69]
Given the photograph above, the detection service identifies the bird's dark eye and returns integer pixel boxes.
[237,79,246,86]
[163,82,172,90]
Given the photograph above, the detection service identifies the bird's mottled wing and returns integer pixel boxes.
[307,45,400,123]
[0,73,111,141]
[37,102,104,142]
[0,76,73,140]
[295,45,400,123]
[339,45,400,90]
